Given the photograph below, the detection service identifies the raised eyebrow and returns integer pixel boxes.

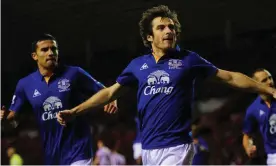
[41,46,57,49]
[40,47,49,50]
[156,24,174,28]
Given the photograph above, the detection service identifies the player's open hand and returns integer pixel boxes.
[57,110,76,127]
[103,100,118,114]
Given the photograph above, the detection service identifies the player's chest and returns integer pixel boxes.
[256,108,268,125]
[25,77,75,108]
[254,103,272,126]
[136,59,191,85]
[255,102,276,125]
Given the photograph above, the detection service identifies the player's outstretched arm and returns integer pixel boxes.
[213,69,276,98]
[57,83,129,126]
[72,82,128,114]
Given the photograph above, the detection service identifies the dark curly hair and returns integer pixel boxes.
[31,33,57,53]
[139,5,181,48]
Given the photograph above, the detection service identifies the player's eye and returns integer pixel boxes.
[41,48,49,52]
[157,25,165,30]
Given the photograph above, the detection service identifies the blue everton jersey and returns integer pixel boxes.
[9,65,104,164]
[193,137,209,165]
[243,97,276,154]
[116,49,218,149]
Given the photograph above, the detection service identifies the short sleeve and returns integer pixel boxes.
[9,80,27,113]
[243,107,258,134]
[190,53,218,80]
[77,67,105,95]
[116,60,138,87]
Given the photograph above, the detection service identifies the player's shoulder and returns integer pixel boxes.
[176,49,199,61]
[63,65,88,75]
[246,97,261,113]
[180,49,201,59]
[18,70,39,86]
[168,49,201,63]
[63,65,82,72]
[131,53,151,63]
[66,66,96,82]
[125,54,152,70]
[180,49,197,56]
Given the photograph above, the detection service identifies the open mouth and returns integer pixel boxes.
[47,58,56,62]
[163,37,173,41]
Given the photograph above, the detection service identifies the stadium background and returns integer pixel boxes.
[1,0,276,164]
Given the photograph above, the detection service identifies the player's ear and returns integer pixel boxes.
[147,35,153,42]
[32,52,38,61]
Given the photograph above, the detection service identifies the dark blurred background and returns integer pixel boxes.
[1,0,276,164]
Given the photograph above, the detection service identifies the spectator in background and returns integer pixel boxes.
[132,116,142,165]
[94,136,111,165]
[7,146,23,166]
[110,140,126,165]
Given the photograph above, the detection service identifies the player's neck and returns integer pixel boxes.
[260,95,271,108]
[38,65,54,80]
[151,47,166,63]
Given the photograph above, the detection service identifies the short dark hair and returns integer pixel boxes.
[31,34,57,53]
[139,5,181,48]
[251,68,267,78]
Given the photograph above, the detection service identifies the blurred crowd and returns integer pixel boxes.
[0,92,269,165]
